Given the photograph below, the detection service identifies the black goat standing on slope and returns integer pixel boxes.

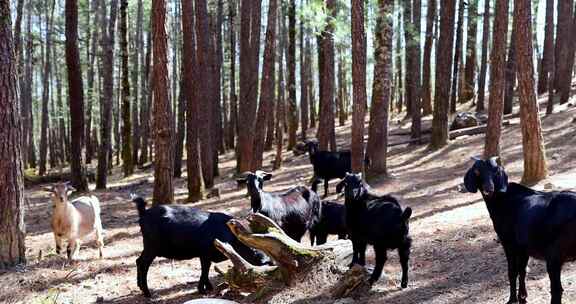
[237,171,322,242]
[336,173,412,286]
[131,196,269,297]
[309,178,348,246]
[464,157,576,304]
[305,140,353,197]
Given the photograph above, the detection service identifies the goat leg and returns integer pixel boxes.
[504,248,519,304]
[198,258,213,294]
[369,248,387,285]
[517,253,529,303]
[54,234,63,254]
[546,259,563,304]
[399,243,411,288]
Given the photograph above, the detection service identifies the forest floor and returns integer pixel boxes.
[2,97,576,304]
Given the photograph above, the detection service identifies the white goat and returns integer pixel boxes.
[46,183,104,260]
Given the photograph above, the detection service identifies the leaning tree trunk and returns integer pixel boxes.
[0,0,26,268]
[514,0,548,185]
[65,0,88,192]
[216,213,370,303]
[484,0,508,158]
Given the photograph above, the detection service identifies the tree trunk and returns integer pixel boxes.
[0,1,26,267]
[317,0,337,151]
[449,0,464,113]
[215,0,225,155]
[403,0,413,119]
[351,0,367,173]
[252,0,277,171]
[228,0,238,151]
[182,0,203,202]
[39,0,55,176]
[554,0,574,104]
[151,0,174,204]
[273,11,286,170]
[410,0,422,141]
[237,0,262,173]
[132,0,143,166]
[538,0,555,94]
[140,29,152,165]
[430,0,456,149]
[395,10,403,114]
[65,0,88,192]
[120,0,133,177]
[195,0,215,188]
[463,0,478,103]
[514,0,548,184]
[96,0,117,189]
[483,0,508,158]
[299,0,309,140]
[23,2,35,169]
[286,0,298,151]
[504,25,517,115]
[307,32,316,129]
[477,0,490,112]
[421,0,436,116]
[367,0,393,180]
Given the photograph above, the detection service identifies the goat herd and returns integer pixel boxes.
[43,141,576,304]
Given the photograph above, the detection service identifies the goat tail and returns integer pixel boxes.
[402,207,412,222]
[131,194,147,218]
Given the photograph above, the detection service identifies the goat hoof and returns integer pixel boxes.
[142,290,152,298]
[401,281,408,289]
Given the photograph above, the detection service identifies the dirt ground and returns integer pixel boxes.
[2,100,576,304]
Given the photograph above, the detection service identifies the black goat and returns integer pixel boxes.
[336,173,412,286]
[305,140,353,197]
[309,200,348,246]
[464,157,576,304]
[237,171,322,242]
[132,196,268,297]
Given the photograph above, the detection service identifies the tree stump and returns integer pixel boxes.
[214,214,370,303]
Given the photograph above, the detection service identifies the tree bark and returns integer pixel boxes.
[96,0,117,189]
[317,0,337,151]
[463,0,478,103]
[237,0,262,172]
[476,0,490,112]
[65,0,89,192]
[151,0,174,204]
[351,0,367,173]
[287,0,298,151]
[132,0,143,166]
[483,0,508,158]
[273,11,286,170]
[228,0,238,151]
[554,0,574,104]
[120,0,133,177]
[139,28,152,166]
[514,0,548,185]
[39,0,55,176]
[449,0,464,113]
[503,24,517,115]
[538,0,555,94]
[0,0,26,268]
[252,0,277,171]
[421,0,436,116]
[300,0,309,140]
[430,0,456,149]
[367,0,393,179]
[410,0,422,141]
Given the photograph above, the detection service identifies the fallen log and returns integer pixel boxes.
[215,213,370,303]
[24,170,96,187]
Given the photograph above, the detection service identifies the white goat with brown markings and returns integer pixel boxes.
[46,183,104,260]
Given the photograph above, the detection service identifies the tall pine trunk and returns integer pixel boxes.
[514,0,548,184]
[227,0,238,151]
[65,0,88,191]
[317,0,337,151]
[554,0,574,104]
[120,0,133,177]
[39,0,55,176]
[421,0,436,116]
[538,0,554,94]
[351,0,367,173]
[286,0,298,150]
[0,0,26,267]
[299,1,309,140]
[477,0,490,112]
[151,0,174,204]
[484,0,508,158]
[449,0,464,113]
[463,0,478,103]
[274,11,286,170]
[430,0,456,149]
[503,25,517,115]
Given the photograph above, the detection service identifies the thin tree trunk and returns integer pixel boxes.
[39,0,55,176]
[396,10,403,113]
[228,0,238,151]
[463,0,478,103]
[410,0,422,141]
[252,0,277,171]
[337,50,347,127]
[132,0,143,166]
[120,0,133,177]
[422,0,436,116]
[504,25,517,115]
[286,0,298,150]
[0,0,26,267]
[514,0,548,184]
[182,0,203,202]
[139,31,152,165]
[317,0,337,151]
[96,0,117,189]
[351,0,367,173]
[538,0,555,94]
[151,0,174,204]
[216,0,225,155]
[300,0,309,140]
[484,0,509,158]
[554,0,574,103]
[273,11,286,170]
[449,0,464,113]
[65,0,88,191]
[477,0,490,112]
[307,31,316,129]
[430,0,456,149]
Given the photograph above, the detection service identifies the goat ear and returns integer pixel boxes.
[336,180,345,194]
[495,167,508,193]
[263,173,273,181]
[42,186,54,193]
[236,178,248,186]
[463,168,478,193]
